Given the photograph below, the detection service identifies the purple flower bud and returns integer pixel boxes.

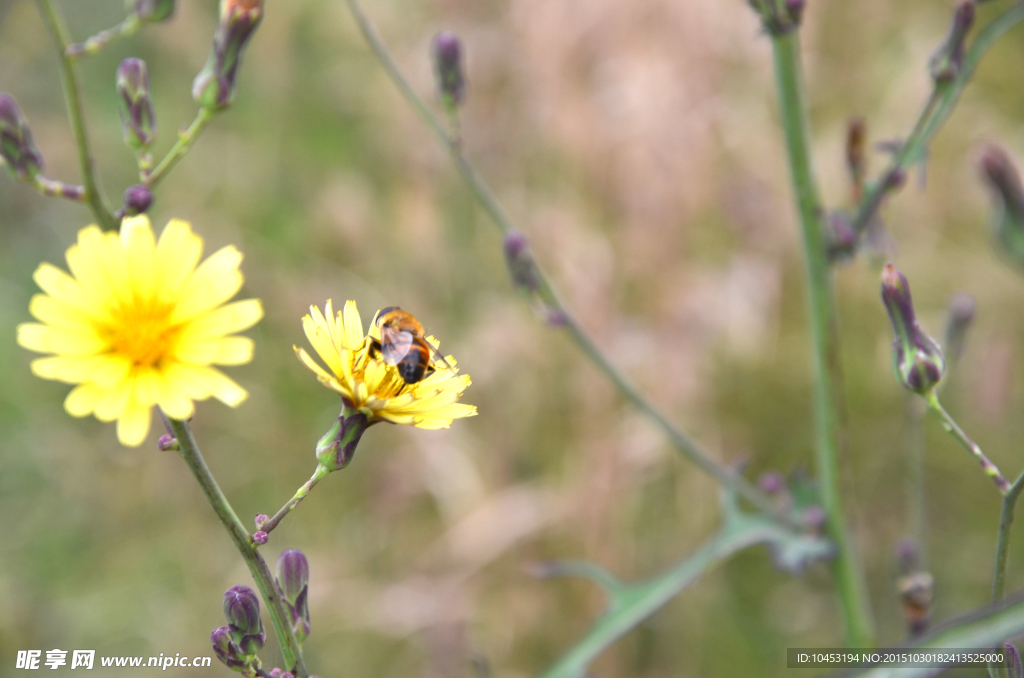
[503,231,540,293]
[432,31,466,109]
[276,550,310,642]
[117,58,156,150]
[156,433,178,451]
[281,673,294,678]
[132,0,176,22]
[269,669,283,678]
[943,292,975,365]
[122,184,153,216]
[978,144,1024,266]
[758,471,786,495]
[254,514,269,529]
[785,0,805,24]
[316,410,367,471]
[881,263,945,394]
[1006,643,1022,678]
[193,0,264,110]
[929,1,974,82]
[802,505,827,533]
[223,585,265,655]
[252,530,268,545]
[211,626,250,670]
[0,93,43,182]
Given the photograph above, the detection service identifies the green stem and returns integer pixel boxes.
[262,465,332,534]
[166,418,308,677]
[993,470,1024,602]
[65,14,141,58]
[908,396,927,565]
[341,0,786,524]
[925,390,1010,494]
[848,3,1024,242]
[34,0,117,230]
[144,108,217,189]
[32,175,85,202]
[771,30,874,647]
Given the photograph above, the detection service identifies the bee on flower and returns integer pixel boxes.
[294,300,475,430]
[17,215,263,446]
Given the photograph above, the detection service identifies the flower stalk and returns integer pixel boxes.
[144,108,216,188]
[34,0,118,230]
[770,28,874,646]
[925,391,1010,495]
[166,417,307,677]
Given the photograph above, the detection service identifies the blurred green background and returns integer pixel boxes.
[2,0,1024,675]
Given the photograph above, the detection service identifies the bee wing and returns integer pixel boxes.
[381,329,415,365]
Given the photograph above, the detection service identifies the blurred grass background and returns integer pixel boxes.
[2,0,1024,675]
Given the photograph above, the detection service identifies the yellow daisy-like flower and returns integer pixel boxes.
[17,215,263,447]
[295,300,476,428]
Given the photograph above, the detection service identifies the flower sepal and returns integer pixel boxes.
[315,405,368,471]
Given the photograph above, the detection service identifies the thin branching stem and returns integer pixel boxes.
[847,4,1024,243]
[340,0,787,523]
[145,108,217,188]
[770,29,874,647]
[65,14,140,58]
[165,418,308,677]
[262,465,332,534]
[35,0,117,230]
[994,471,1024,602]
[925,391,1010,494]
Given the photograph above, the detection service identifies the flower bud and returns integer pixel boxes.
[223,585,265,655]
[157,433,178,451]
[881,263,945,394]
[1006,643,1022,678]
[122,184,153,216]
[315,410,368,471]
[503,231,540,294]
[943,292,975,365]
[276,550,310,642]
[117,58,156,150]
[898,570,934,636]
[252,530,268,545]
[432,31,466,109]
[130,0,176,22]
[254,514,269,529]
[929,1,974,82]
[192,0,264,111]
[978,144,1024,267]
[0,93,43,182]
[758,471,786,495]
[211,626,250,671]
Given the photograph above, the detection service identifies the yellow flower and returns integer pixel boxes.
[17,216,263,446]
[295,300,476,428]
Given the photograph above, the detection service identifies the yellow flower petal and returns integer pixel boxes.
[20,217,260,447]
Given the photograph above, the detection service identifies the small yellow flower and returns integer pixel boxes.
[295,300,476,428]
[17,216,263,446]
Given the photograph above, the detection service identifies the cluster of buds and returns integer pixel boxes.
[276,550,311,642]
[212,586,266,675]
[117,58,157,151]
[977,144,1024,267]
[193,0,264,111]
[0,94,43,183]
[431,31,466,112]
[880,264,945,394]
[747,0,805,35]
[929,1,974,83]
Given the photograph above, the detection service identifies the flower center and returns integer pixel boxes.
[105,302,179,367]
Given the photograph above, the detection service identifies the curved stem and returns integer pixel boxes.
[65,14,140,58]
[771,30,874,647]
[993,471,1024,602]
[166,418,308,677]
[925,390,1010,494]
[144,108,217,189]
[34,0,117,230]
[340,0,785,524]
[847,3,1024,244]
[262,465,332,534]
